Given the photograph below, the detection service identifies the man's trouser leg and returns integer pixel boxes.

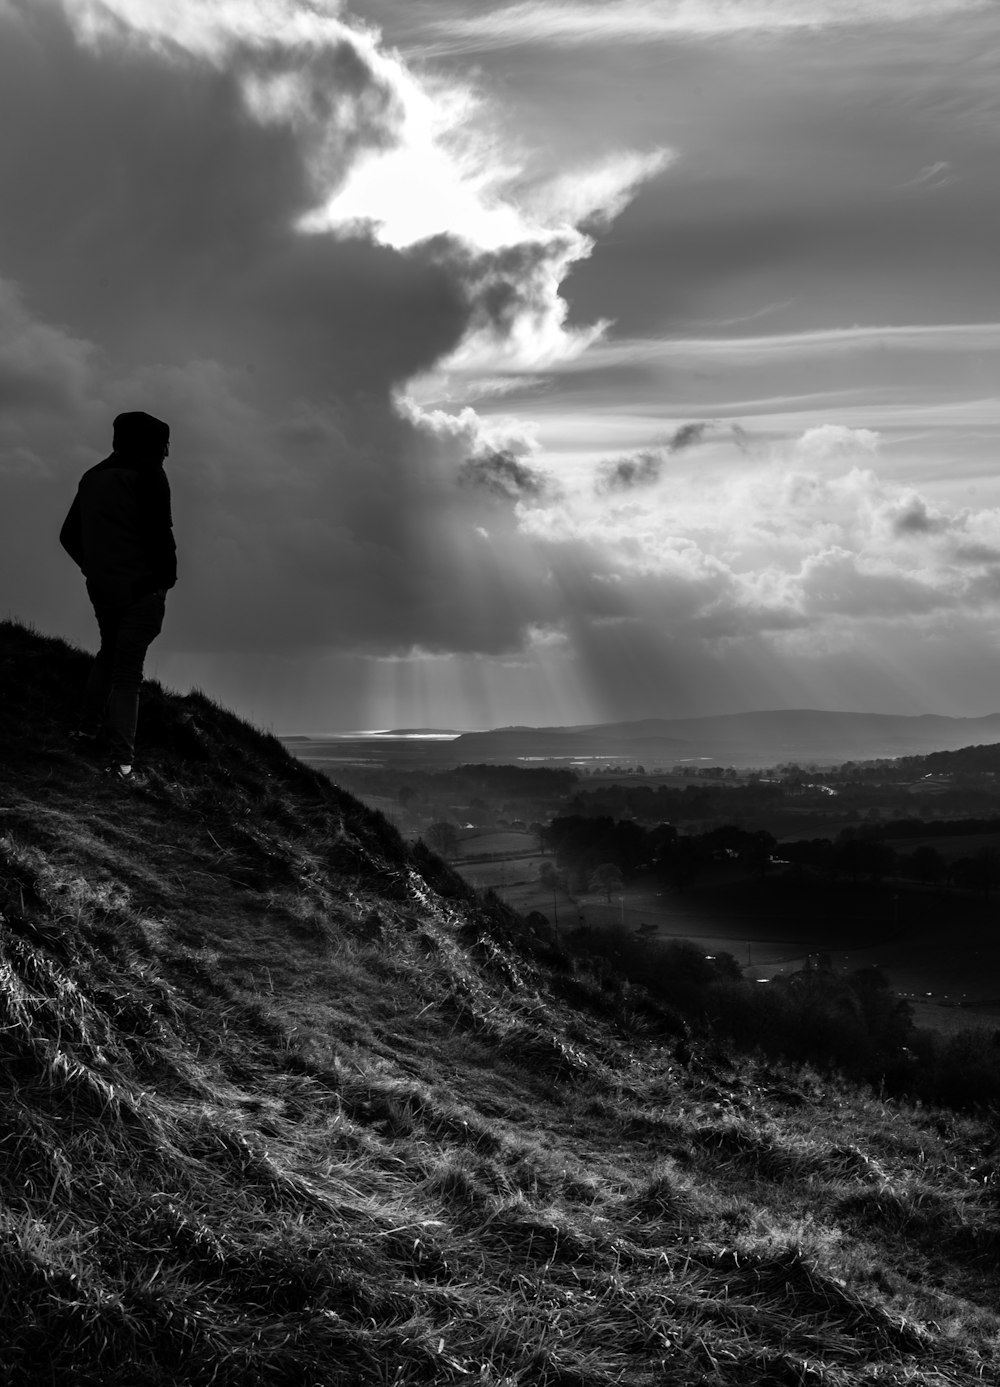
[80,604,119,731]
[85,589,166,763]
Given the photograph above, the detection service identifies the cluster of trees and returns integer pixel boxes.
[562,780,784,825]
[417,765,576,799]
[859,743,1000,780]
[561,755,1000,834]
[538,813,1000,900]
[337,763,577,821]
[851,815,1000,842]
[544,815,653,879]
[542,817,777,893]
[424,821,461,857]
[584,931,913,1065]
[559,925,1000,1110]
[783,831,1000,897]
[401,765,576,830]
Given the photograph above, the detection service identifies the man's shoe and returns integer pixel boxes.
[104,762,147,786]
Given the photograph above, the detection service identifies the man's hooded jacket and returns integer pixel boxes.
[60,411,176,604]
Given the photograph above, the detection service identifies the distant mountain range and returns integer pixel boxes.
[448,710,1000,768]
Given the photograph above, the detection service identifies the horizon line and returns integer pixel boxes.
[276,706,1000,738]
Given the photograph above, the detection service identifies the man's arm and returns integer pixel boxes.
[59,493,85,571]
[138,467,177,589]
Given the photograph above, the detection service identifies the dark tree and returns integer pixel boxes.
[426,821,459,857]
[589,863,624,902]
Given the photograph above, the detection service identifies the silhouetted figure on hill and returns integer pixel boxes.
[60,411,175,778]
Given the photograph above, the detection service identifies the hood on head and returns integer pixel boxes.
[112,411,170,458]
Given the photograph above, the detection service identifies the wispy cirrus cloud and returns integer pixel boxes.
[896,161,955,192]
[424,325,1000,427]
[515,149,673,229]
[561,322,1000,373]
[416,0,990,54]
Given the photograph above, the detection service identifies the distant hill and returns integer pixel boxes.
[451,709,1000,767]
[379,727,464,737]
[2,619,999,1385]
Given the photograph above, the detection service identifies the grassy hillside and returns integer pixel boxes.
[2,618,999,1386]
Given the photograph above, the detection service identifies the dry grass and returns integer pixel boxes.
[2,619,1000,1385]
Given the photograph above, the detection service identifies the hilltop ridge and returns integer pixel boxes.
[2,619,1000,1386]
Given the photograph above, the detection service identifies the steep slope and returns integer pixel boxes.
[1,619,999,1386]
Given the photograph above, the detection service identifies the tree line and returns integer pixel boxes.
[541,817,776,893]
[540,814,1000,899]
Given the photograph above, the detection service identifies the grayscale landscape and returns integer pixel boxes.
[4,1,1000,1383]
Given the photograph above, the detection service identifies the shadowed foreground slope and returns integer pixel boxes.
[1,619,999,1386]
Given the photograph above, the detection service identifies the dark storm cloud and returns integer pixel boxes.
[892,497,950,536]
[0,1,588,662]
[417,230,590,358]
[596,449,662,493]
[597,420,750,491]
[667,422,710,452]
[666,420,750,452]
[236,31,403,177]
[0,4,466,390]
[954,542,1000,564]
[459,449,551,500]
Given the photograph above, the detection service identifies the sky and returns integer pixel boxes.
[2,0,999,732]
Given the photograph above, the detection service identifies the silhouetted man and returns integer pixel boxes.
[60,411,176,779]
